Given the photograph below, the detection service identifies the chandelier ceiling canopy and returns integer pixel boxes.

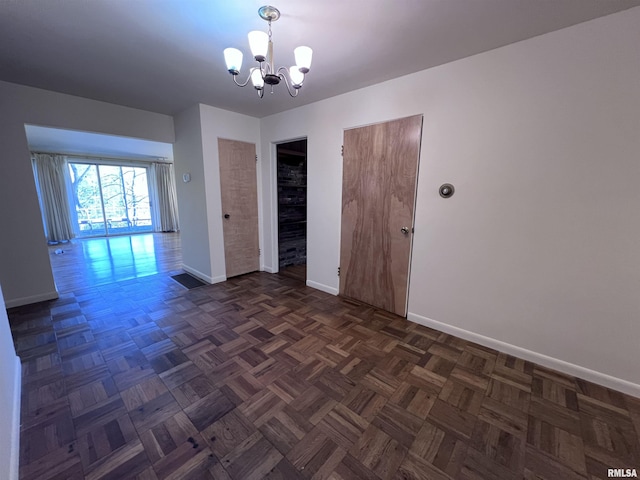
[223,5,313,98]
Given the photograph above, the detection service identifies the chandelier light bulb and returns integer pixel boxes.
[250,68,265,89]
[223,48,243,74]
[289,66,304,87]
[248,31,269,62]
[294,46,313,73]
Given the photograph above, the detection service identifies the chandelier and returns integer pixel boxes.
[223,5,313,98]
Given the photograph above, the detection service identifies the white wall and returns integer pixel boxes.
[259,8,640,395]
[0,284,21,480]
[173,105,213,281]
[173,104,261,283]
[0,80,174,307]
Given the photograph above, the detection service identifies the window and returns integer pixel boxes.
[68,162,153,237]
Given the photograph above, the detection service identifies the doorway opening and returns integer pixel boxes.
[25,125,180,292]
[277,139,307,283]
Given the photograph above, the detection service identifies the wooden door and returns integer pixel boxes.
[339,115,423,316]
[218,138,259,278]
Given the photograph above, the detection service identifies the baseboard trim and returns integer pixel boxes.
[5,290,58,308]
[306,280,338,296]
[407,312,640,398]
[208,275,227,284]
[181,265,226,285]
[10,356,21,480]
[262,266,278,274]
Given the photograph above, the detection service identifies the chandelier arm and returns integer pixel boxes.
[257,60,266,77]
[232,71,253,88]
[257,88,265,98]
[276,67,300,98]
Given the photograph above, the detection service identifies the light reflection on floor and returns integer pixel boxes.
[49,233,182,292]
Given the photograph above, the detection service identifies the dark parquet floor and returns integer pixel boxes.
[8,247,640,479]
[277,264,306,284]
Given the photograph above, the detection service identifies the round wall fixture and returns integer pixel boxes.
[439,183,455,198]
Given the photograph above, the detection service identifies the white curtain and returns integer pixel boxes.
[32,153,74,242]
[152,162,179,232]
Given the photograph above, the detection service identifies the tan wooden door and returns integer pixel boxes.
[218,138,259,278]
[339,115,423,316]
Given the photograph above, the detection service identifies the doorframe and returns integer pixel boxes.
[403,117,424,316]
[268,136,308,275]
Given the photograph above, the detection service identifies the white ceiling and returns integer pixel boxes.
[25,125,174,161]
[2,0,639,119]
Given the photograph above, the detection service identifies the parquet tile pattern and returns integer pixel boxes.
[9,271,640,479]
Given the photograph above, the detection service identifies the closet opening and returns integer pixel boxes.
[276,139,307,283]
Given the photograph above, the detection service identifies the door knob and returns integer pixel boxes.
[401,227,409,235]
[224,214,230,219]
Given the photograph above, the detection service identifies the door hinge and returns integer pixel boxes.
[258,248,261,256]
[255,155,258,162]
[341,145,344,156]
[337,266,341,277]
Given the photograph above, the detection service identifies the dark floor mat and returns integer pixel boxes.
[171,273,206,289]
